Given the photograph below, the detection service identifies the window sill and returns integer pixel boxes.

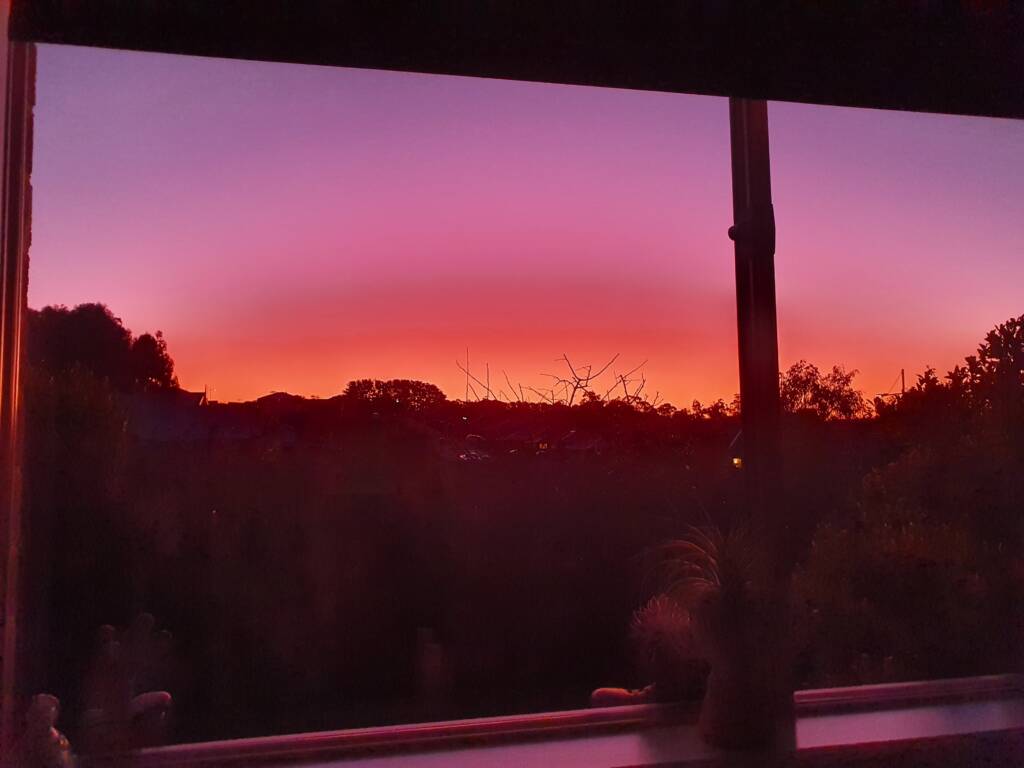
[129,675,1024,767]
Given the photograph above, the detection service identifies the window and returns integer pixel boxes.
[2,8,1022,762]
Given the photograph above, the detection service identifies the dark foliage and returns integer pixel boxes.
[780,360,870,420]
[19,305,1024,744]
[795,314,1024,687]
[26,303,177,392]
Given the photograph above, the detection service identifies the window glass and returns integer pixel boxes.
[771,101,1024,688]
[23,43,1024,751]
[27,44,738,745]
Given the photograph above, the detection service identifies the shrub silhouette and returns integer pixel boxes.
[19,304,1024,740]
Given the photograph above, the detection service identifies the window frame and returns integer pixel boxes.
[2,0,1023,759]
[0,32,33,749]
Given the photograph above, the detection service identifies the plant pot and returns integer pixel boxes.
[698,658,792,750]
[694,593,795,750]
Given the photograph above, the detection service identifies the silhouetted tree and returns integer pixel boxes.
[876,314,1024,436]
[874,365,967,437]
[780,360,868,420]
[341,379,446,412]
[130,332,178,391]
[27,303,177,392]
[691,398,735,420]
[960,314,1024,422]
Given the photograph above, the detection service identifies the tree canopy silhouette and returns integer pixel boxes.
[779,360,868,420]
[875,313,1024,439]
[27,303,178,391]
[956,314,1024,419]
[341,378,446,412]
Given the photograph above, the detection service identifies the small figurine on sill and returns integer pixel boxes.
[589,684,657,707]
[4,694,77,768]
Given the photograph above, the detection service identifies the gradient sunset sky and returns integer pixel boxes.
[29,44,1024,405]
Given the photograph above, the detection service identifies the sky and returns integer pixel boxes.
[29,44,1024,405]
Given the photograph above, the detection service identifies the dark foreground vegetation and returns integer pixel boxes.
[19,303,1024,743]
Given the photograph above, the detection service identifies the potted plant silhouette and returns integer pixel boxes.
[661,524,792,749]
[629,594,708,702]
[590,595,707,708]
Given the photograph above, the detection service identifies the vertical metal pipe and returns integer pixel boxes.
[728,98,782,551]
[728,98,794,749]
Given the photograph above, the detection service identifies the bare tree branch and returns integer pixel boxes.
[459,352,649,407]
[502,370,523,403]
[456,358,499,401]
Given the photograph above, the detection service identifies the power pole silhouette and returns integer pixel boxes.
[876,368,906,401]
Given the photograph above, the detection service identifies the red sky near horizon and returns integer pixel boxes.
[28,44,1024,405]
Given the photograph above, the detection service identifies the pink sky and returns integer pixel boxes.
[28,45,1024,404]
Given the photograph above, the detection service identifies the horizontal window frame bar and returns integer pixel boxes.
[10,2,1024,120]
[126,675,1024,766]
[795,674,1024,715]
[130,702,695,767]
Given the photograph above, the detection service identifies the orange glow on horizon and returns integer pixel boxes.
[27,46,1024,405]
